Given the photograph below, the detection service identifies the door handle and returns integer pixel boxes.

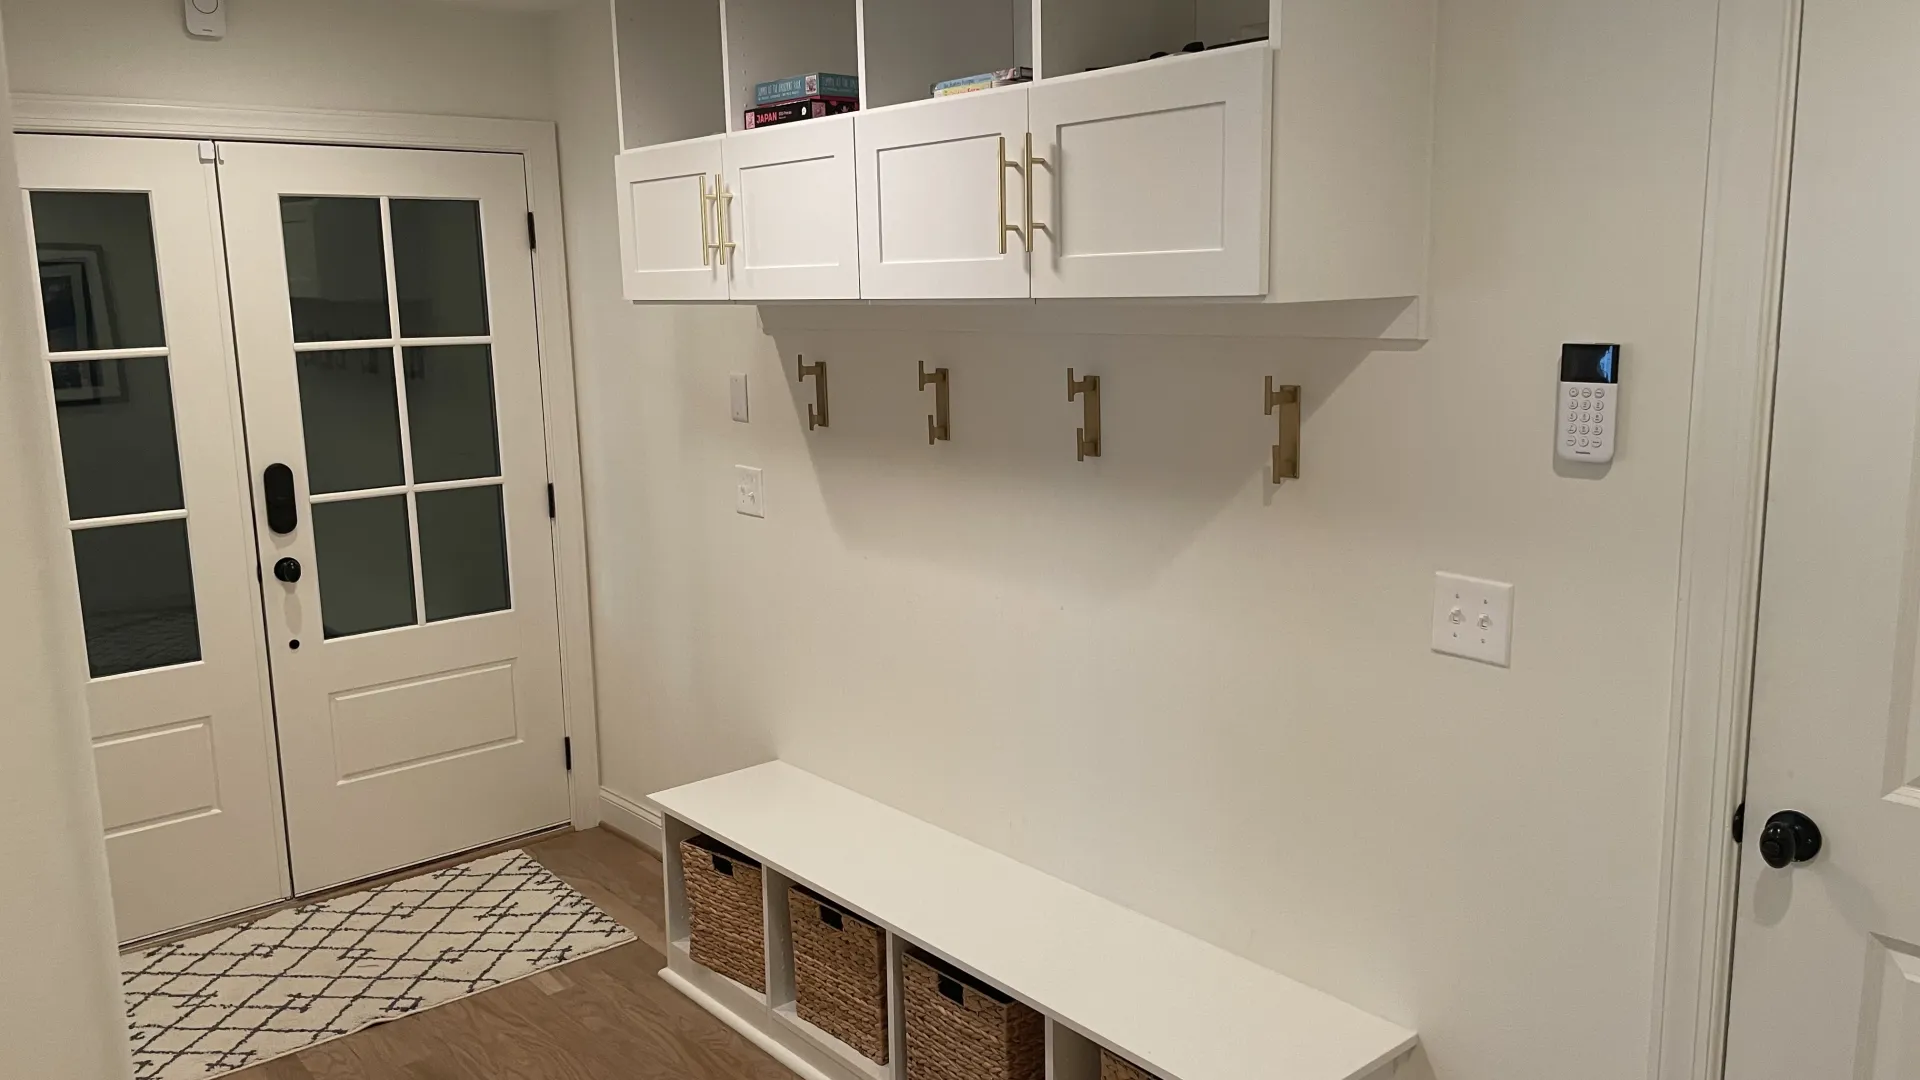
[273,557,302,584]
[1758,809,1823,869]
[1024,132,1051,254]
[700,173,716,267]
[999,135,1025,255]
[716,177,736,267]
[263,463,298,534]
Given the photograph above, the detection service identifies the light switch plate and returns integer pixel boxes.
[734,466,764,518]
[729,373,750,423]
[1431,572,1515,667]
[184,0,225,38]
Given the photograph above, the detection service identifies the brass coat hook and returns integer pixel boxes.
[798,355,829,431]
[919,361,951,445]
[1068,368,1101,461]
[1265,377,1301,480]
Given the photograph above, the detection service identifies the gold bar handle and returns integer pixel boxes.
[920,361,951,444]
[1068,368,1101,461]
[1024,132,1051,254]
[1265,377,1302,481]
[999,135,1025,255]
[799,355,828,430]
[699,174,716,267]
[716,178,736,266]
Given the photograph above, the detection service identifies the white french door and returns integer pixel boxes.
[15,135,286,944]
[216,142,569,895]
[19,134,571,936]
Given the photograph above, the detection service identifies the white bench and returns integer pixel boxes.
[652,762,1417,1080]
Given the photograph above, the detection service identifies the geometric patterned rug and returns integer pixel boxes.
[122,850,634,1079]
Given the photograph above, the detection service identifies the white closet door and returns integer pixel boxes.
[16,134,287,943]
[217,143,570,894]
[855,90,1033,299]
[1028,45,1272,298]
[616,135,730,301]
[721,117,863,300]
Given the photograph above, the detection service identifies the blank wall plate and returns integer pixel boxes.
[184,0,226,38]
[729,373,750,423]
[735,466,764,518]
[1431,572,1515,667]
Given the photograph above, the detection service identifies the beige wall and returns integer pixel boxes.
[554,1,1718,1076]
[0,10,136,1078]
[1,0,554,119]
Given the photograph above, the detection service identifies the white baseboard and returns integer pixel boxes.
[599,788,664,854]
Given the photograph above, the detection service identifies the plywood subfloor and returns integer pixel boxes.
[229,828,794,1080]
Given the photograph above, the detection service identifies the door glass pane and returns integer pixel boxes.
[418,485,510,622]
[312,496,416,638]
[50,357,185,520]
[30,191,167,352]
[297,349,403,494]
[404,345,501,483]
[280,196,390,343]
[391,198,491,338]
[71,521,200,678]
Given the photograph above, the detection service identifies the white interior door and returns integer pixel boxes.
[15,134,287,942]
[616,135,729,302]
[1723,1,1920,1073]
[721,117,862,301]
[855,91,1033,300]
[1027,45,1271,299]
[216,142,570,894]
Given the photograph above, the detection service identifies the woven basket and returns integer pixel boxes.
[902,951,1043,1080]
[680,835,766,993]
[790,886,889,1065]
[1100,1050,1161,1080]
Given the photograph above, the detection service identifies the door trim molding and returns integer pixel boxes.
[11,95,606,833]
[1649,4,1801,1078]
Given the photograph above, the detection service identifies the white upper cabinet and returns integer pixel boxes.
[616,136,729,302]
[609,0,1437,309]
[856,89,1034,300]
[723,117,861,301]
[1028,45,1271,299]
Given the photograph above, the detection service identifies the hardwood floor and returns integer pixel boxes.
[230,828,794,1080]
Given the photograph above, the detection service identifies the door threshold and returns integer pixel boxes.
[119,822,573,954]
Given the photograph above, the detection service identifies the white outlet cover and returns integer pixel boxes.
[184,0,225,38]
[729,373,750,423]
[734,465,764,518]
[1431,572,1515,667]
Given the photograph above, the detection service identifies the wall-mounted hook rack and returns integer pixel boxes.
[1265,377,1301,481]
[1068,368,1101,461]
[919,361,951,445]
[798,355,829,431]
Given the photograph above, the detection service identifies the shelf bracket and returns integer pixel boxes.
[1068,368,1101,461]
[919,361,951,445]
[799,355,829,431]
[1265,377,1301,481]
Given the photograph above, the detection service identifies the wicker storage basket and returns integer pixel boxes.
[680,835,767,993]
[790,886,889,1065]
[902,951,1043,1080]
[1100,1050,1161,1080]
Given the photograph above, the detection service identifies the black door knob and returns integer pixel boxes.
[1758,810,1822,869]
[273,557,302,584]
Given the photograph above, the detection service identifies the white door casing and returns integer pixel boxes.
[1027,44,1271,299]
[1723,0,1920,1073]
[217,142,570,894]
[854,89,1033,300]
[722,117,862,301]
[616,134,729,302]
[15,134,287,943]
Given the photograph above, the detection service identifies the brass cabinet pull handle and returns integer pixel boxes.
[920,361,951,444]
[700,174,716,267]
[999,135,1025,255]
[1068,368,1100,461]
[1266,378,1302,481]
[799,355,828,430]
[1024,132,1051,254]
[717,178,736,266]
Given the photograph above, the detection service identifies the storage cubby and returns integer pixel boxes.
[723,0,859,131]
[1045,1022,1103,1080]
[1038,0,1269,79]
[860,0,1034,111]
[614,0,727,151]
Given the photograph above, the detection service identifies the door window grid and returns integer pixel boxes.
[27,189,202,679]
[291,196,510,635]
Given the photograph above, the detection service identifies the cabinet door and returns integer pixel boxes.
[855,90,1032,300]
[1028,45,1272,299]
[721,116,861,301]
[615,136,729,301]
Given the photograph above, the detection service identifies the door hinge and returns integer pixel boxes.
[1732,801,1746,844]
[527,211,537,251]
[564,736,573,772]
[547,483,556,519]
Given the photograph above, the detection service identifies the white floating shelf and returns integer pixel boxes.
[652,762,1417,1080]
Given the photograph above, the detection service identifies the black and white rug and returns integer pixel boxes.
[122,849,634,1079]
